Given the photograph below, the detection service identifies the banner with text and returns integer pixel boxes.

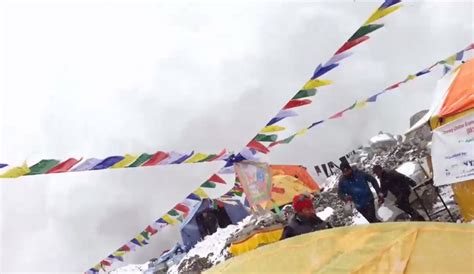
[432,112,474,186]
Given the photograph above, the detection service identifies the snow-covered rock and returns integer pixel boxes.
[369,132,397,150]
[110,262,149,274]
[316,207,334,221]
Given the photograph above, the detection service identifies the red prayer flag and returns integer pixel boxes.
[386,82,402,90]
[143,151,169,166]
[247,140,270,154]
[283,99,312,110]
[209,174,226,184]
[329,111,344,119]
[100,260,111,266]
[46,158,81,173]
[209,149,227,161]
[145,225,158,235]
[118,245,131,252]
[335,36,370,54]
[174,203,190,214]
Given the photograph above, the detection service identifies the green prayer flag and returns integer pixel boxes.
[27,159,60,175]
[349,24,384,41]
[199,154,216,162]
[255,134,278,142]
[292,89,316,100]
[201,181,217,189]
[168,209,179,216]
[140,231,150,240]
[128,153,152,167]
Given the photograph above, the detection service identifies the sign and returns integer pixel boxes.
[432,112,474,186]
[235,161,273,211]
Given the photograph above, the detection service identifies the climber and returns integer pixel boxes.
[338,162,383,223]
[280,194,332,240]
[372,165,426,221]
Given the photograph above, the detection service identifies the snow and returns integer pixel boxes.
[370,133,395,144]
[351,211,369,225]
[316,207,334,221]
[110,262,149,274]
[324,175,339,191]
[396,162,417,177]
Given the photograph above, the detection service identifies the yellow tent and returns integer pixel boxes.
[206,222,474,274]
[407,59,474,221]
[268,165,320,208]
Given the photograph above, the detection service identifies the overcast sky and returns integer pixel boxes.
[0,0,473,272]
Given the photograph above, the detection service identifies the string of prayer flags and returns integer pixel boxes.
[249,0,403,157]
[1,150,229,180]
[267,44,472,151]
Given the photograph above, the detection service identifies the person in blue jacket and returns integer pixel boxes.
[338,162,384,223]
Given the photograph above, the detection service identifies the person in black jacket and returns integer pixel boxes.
[281,194,332,240]
[372,165,425,221]
[196,207,219,239]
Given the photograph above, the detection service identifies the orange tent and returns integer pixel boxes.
[268,165,320,208]
[428,59,474,221]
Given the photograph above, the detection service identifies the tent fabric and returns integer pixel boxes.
[229,226,283,256]
[403,59,474,222]
[206,222,474,274]
[433,110,474,222]
[180,199,249,251]
[268,165,320,208]
[438,58,474,118]
[405,68,459,134]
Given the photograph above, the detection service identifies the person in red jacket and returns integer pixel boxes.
[281,194,332,240]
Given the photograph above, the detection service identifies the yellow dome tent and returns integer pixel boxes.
[407,58,474,222]
[268,165,320,209]
[206,222,474,274]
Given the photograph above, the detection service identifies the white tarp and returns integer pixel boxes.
[432,112,474,186]
[405,69,459,135]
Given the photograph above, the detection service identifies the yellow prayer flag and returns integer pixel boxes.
[302,79,333,90]
[185,153,208,163]
[111,154,137,168]
[407,75,416,81]
[135,234,147,243]
[162,215,178,225]
[364,5,402,25]
[193,188,209,199]
[260,125,286,133]
[296,128,308,136]
[0,162,30,178]
[445,55,456,66]
[113,250,126,257]
[355,101,367,109]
